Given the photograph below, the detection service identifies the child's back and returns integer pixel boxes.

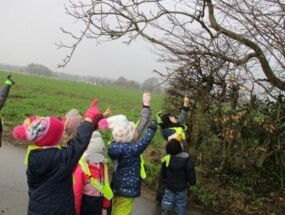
[108,124,157,198]
[107,118,157,215]
[26,120,94,215]
[162,151,195,192]
[161,139,196,215]
[13,99,103,215]
[73,131,111,215]
[102,93,154,215]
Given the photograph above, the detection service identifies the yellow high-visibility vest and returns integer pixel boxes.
[171,126,187,142]
[24,144,61,165]
[78,158,114,200]
[161,154,171,167]
[140,155,147,179]
[135,119,147,179]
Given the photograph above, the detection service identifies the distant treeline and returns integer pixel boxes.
[0,63,163,93]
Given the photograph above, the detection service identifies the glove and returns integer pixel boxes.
[148,119,158,130]
[5,74,15,86]
[84,98,103,128]
[142,92,151,107]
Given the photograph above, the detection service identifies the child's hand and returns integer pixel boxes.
[84,98,99,118]
[143,92,151,107]
[84,98,103,128]
[184,96,190,107]
[103,107,111,117]
[5,74,15,86]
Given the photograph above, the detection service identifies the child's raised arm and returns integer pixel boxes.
[178,96,190,124]
[136,92,151,139]
[59,99,104,170]
[0,75,15,110]
[130,119,157,156]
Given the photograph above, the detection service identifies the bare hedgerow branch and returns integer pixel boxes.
[206,0,285,90]
[59,0,285,91]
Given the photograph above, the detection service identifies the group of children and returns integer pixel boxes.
[11,90,196,215]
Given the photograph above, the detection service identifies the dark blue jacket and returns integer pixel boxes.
[161,152,196,192]
[26,121,94,215]
[108,127,156,198]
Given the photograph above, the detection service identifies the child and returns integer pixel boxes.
[73,131,112,215]
[161,139,196,215]
[158,96,190,143]
[156,96,191,203]
[98,93,155,215]
[62,108,82,146]
[12,99,104,215]
[64,108,82,137]
[0,74,15,147]
[107,118,157,215]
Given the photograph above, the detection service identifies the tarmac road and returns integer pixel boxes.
[0,143,211,215]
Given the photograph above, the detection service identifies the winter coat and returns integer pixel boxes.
[161,152,196,192]
[27,121,95,215]
[0,84,11,147]
[0,84,11,110]
[108,127,157,198]
[73,162,111,215]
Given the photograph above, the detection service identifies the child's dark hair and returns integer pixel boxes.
[160,113,183,129]
[166,139,183,155]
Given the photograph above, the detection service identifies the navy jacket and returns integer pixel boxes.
[161,152,196,192]
[26,121,94,215]
[108,127,156,198]
[0,84,11,110]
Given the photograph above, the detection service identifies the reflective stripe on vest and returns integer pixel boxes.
[161,154,171,167]
[171,126,187,141]
[156,111,163,124]
[135,119,147,179]
[24,144,61,165]
[140,155,147,179]
[78,158,114,200]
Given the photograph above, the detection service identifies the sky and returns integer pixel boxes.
[0,0,163,82]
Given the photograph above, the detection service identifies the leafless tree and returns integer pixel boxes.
[59,0,285,91]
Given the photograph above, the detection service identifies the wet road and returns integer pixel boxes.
[0,142,27,215]
[0,143,209,215]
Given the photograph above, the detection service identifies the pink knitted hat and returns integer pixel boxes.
[13,116,64,147]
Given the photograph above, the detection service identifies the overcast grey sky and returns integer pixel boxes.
[0,0,162,82]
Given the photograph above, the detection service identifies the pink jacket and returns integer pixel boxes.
[73,162,111,215]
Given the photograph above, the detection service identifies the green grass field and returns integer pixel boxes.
[0,71,164,127]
